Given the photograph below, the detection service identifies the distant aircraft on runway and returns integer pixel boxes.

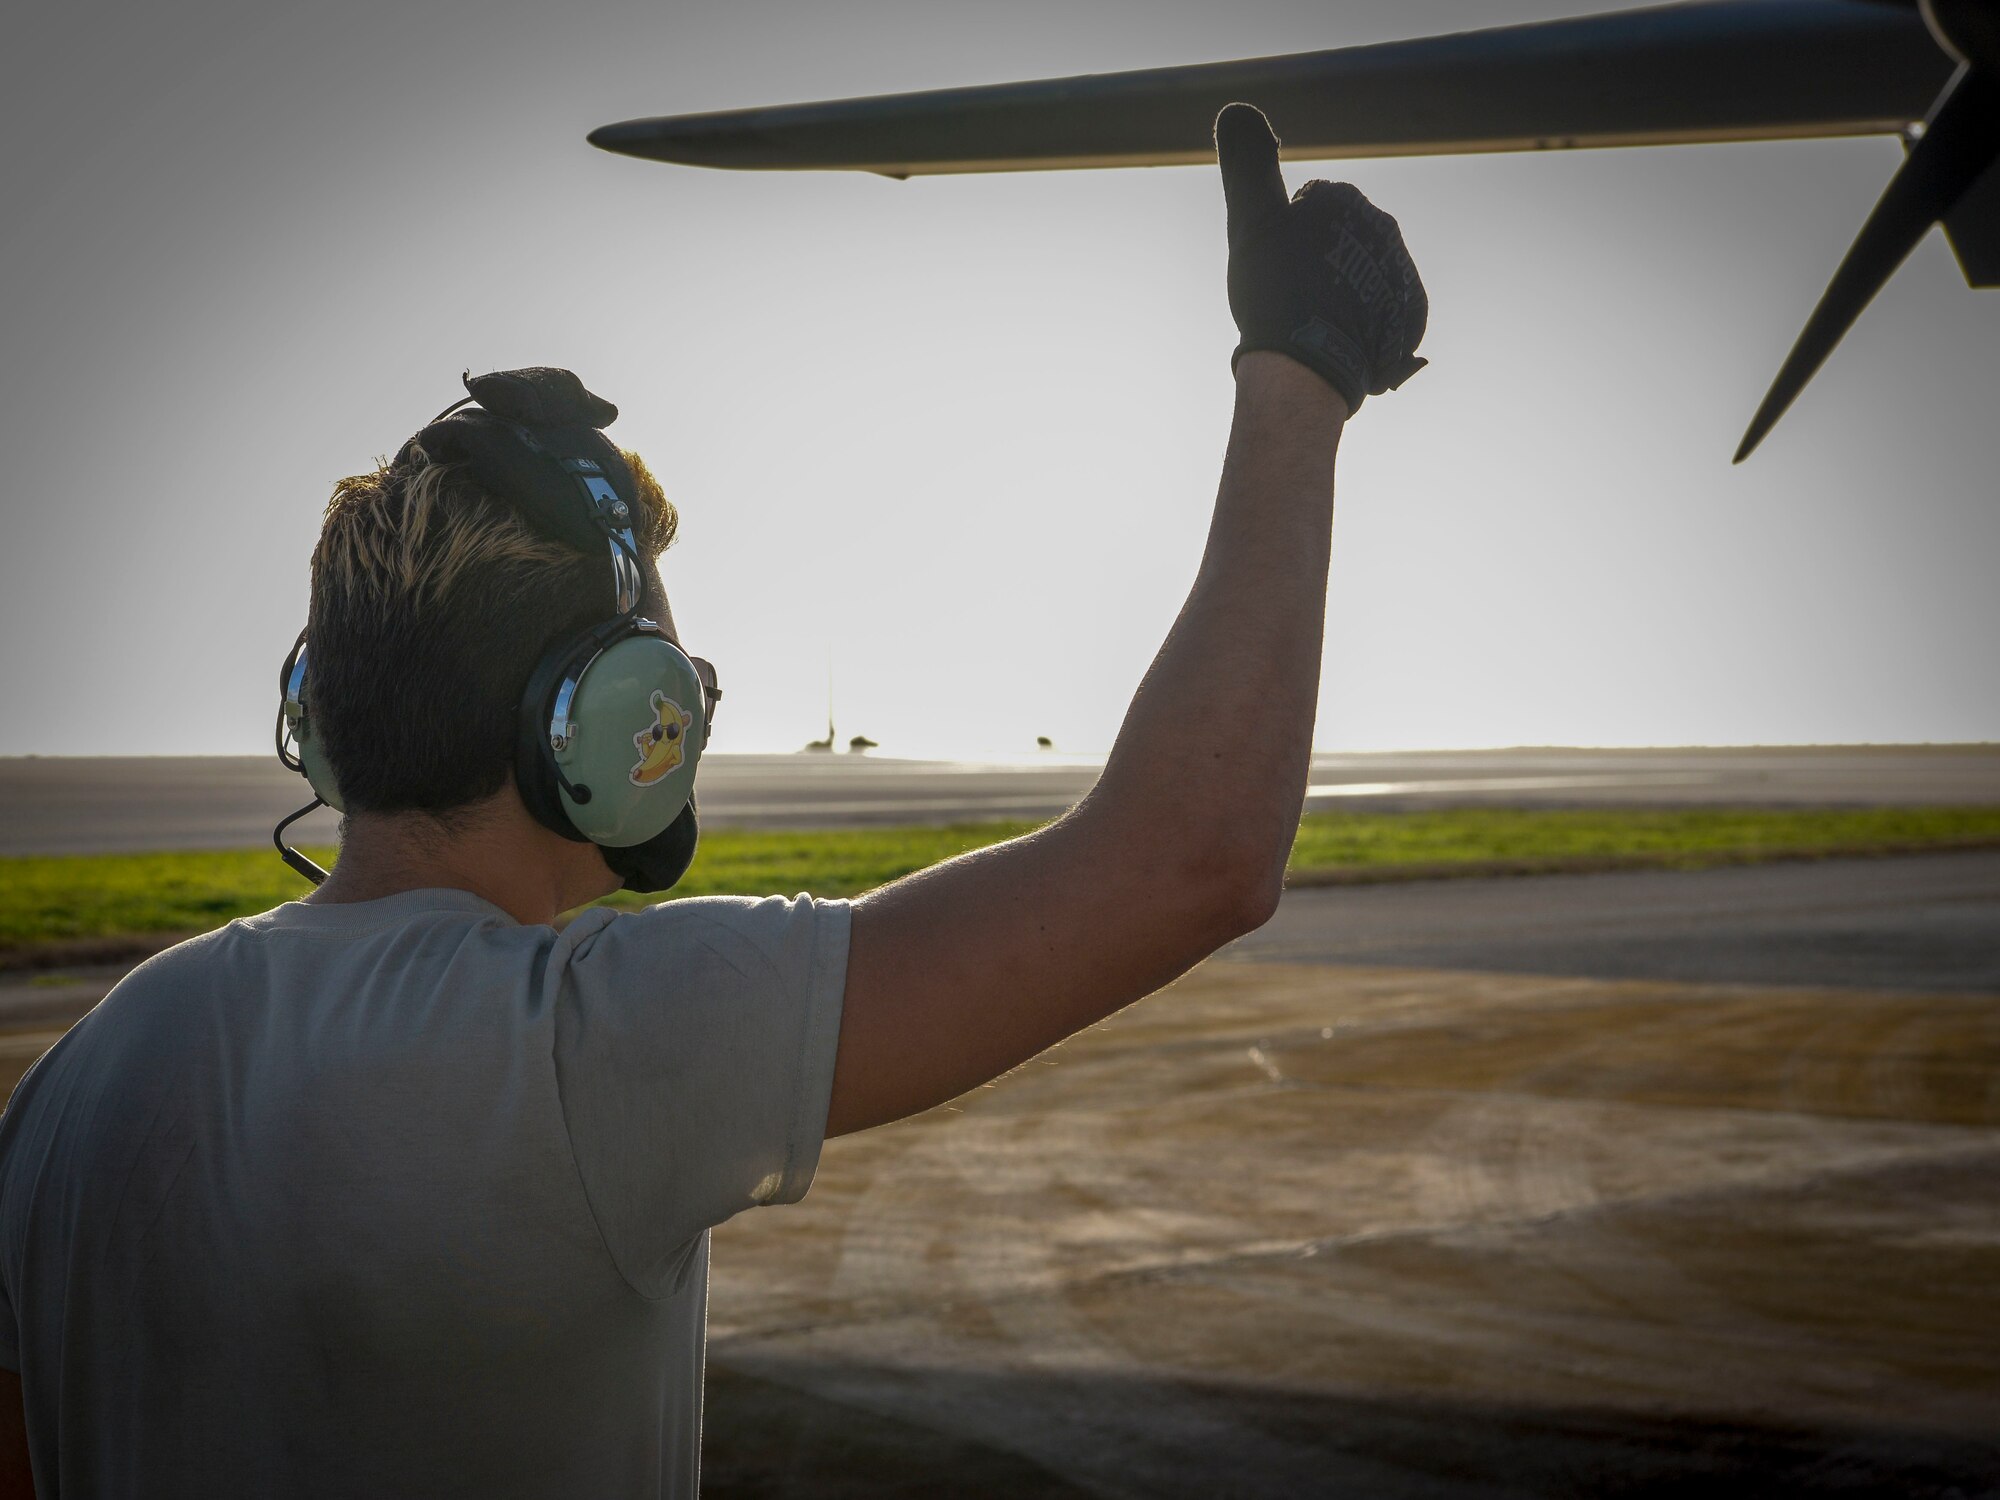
[591,0,1999,461]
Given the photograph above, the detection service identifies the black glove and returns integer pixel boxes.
[1216,103,1428,415]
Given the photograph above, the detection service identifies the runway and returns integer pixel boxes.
[4,743,1998,854]
[1232,847,2000,992]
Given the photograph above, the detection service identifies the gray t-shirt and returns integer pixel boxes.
[0,887,850,1498]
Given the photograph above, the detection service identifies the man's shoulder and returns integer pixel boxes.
[91,906,317,1003]
[559,893,845,984]
[0,929,251,1176]
[78,896,526,1037]
[84,923,248,1017]
[129,918,249,973]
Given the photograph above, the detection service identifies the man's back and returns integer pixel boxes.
[0,890,848,1498]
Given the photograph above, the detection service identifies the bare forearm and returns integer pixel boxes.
[1080,353,1346,906]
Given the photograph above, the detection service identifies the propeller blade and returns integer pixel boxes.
[1735,64,2000,461]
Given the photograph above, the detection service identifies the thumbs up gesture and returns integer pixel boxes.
[1216,103,1428,416]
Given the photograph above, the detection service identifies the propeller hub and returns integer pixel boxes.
[1921,0,2000,74]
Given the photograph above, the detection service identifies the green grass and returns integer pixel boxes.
[2,806,1997,957]
[0,823,1039,955]
[1284,804,2000,872]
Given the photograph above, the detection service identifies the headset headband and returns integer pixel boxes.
[399,368,646,612]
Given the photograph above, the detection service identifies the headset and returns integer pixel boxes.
[275,366,720,894]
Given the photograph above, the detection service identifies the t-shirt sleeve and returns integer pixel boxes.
[550,893,850,1297]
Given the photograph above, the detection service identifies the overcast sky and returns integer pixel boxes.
[3,0,1995,759]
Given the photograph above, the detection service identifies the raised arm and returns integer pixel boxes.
[827,105,1428,1137]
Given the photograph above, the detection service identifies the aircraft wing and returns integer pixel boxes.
[591,0,1996,462]
[588,0,1951,176]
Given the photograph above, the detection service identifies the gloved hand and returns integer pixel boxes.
[1216,102,1428,415]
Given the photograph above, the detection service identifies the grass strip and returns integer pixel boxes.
[3,806,1998,966]
[0,823,1041,963]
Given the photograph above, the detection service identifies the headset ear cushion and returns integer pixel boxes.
[280,640,347,813]
[516,625,704,850]
[516,636,592,844]
[294,717,348,814]
[561,633,703,844]
[601,798,700,895]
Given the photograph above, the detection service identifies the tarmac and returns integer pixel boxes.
[5,743,1999,853]
[3,852,1993,1495]
[688,852,2000,1498]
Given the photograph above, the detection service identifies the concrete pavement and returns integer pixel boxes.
[687,854,2000,1497]
[702,949,2000,1497]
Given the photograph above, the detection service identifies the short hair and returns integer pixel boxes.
[305,443,678,818]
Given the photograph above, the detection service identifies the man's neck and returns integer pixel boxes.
[306,793,612,926]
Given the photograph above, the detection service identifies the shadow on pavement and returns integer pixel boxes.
[706,1363,2000,1499]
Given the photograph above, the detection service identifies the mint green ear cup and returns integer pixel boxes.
[282,699,347,813]
[552,633,707,846]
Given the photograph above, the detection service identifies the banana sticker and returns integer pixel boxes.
[630,692,694,787]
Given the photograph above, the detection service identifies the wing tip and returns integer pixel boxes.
[587,118,661,159]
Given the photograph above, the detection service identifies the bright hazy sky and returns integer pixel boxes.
[3,0,1996,759]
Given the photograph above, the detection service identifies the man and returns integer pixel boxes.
[0,104,1424,1496]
